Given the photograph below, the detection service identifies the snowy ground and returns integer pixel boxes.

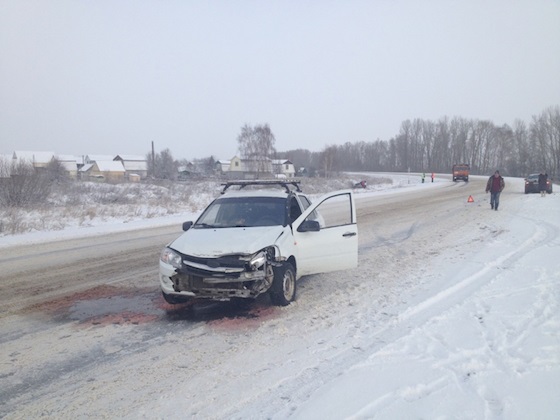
[1,173,559,419]
[294,183,560,419]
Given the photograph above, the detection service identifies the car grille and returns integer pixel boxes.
[178,254,247,279]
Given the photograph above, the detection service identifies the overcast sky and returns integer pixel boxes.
[1,0,559,160]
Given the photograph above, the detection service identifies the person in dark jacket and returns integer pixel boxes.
[538,172,548,197]
[485,170,505,210]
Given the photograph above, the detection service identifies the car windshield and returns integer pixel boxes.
[194,196,286,228]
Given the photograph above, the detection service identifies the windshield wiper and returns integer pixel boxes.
[195,223,219,228]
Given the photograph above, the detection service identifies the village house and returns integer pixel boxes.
[114,155,148,180]
[221,155,274,179]
[215,156,295,179]
[55,154,79,179]
[271,159,296,178]
[2,151,149,183]
[215,159,231,175]
[79,160,126,183]
[12,151,55,170]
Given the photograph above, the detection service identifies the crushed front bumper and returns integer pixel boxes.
[159,255,274,301]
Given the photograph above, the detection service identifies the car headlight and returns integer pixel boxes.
[160,247,182,269]
[249,251,267,270]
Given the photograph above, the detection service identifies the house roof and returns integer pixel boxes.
[55,154,78,163]
[114,154,146,161]
[95,161,125,172]
[122,161,147,171]
[272,159,293,165]
[13,151,55,164]
[56,157,79,171]
[79,163,94,172]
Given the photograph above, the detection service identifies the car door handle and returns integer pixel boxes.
[343,232,356,237]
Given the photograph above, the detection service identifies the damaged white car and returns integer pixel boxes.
[159,180,358,306]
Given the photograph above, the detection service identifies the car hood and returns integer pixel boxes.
[169,225,286,257]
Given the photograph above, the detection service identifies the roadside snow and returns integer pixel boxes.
[289,177,560,419]
[0,173,412,248]
[294,196,560,419]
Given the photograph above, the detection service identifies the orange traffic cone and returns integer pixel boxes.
[467,195,474,203]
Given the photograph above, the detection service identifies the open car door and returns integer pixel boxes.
[292,190,358,277]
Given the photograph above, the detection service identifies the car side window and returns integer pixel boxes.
[305,192,353,228]
[289,197,302,223]
[299,195,311,210]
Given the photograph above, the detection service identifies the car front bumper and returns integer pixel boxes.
[159,260,273,301]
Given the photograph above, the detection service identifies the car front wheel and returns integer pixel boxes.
[270,263,296,306]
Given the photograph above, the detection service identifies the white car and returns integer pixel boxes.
[159,180,358,306]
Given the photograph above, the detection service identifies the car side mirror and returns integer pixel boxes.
[182,221,193,231]
[297,219,320,232]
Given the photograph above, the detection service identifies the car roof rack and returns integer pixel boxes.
[221,179,302,194]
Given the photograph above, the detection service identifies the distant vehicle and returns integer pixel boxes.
[452,164,470,182]
[159,180,358,306]
[524,173,553,194]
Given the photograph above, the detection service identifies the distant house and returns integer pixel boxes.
[12,151,55,170]
[55,154,79,179]
[222,155,273,179]
[114,155,148,179]
[177,162,196,180]
[272,159,296,178]
[79,160,125,183]
[228,156,243,175]
[215,159,231,175]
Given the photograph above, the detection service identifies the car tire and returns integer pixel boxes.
[162,291,191,305]
[270,263,296,306]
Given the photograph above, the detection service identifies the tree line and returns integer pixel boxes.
[283,106,560,179]
[149,105,559,180]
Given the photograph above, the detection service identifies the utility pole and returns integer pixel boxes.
[151,141,155,178]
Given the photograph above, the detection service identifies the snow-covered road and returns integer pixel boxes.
[1,174,558,419]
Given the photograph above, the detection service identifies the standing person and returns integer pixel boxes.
[486,170,505,210]
[431,172,435,183]
[422,172,425,183]
[538,172,547,197]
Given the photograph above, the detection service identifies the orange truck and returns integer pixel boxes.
[452,164,470,182]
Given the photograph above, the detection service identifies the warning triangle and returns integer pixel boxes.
[467,195,474,203]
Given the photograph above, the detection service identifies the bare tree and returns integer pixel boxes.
[146,148,179,180]
[320,145,338,178]
[0,158,51,207]
[237,123,276,176]
[45,158,70,183]
[531,106,560,179]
